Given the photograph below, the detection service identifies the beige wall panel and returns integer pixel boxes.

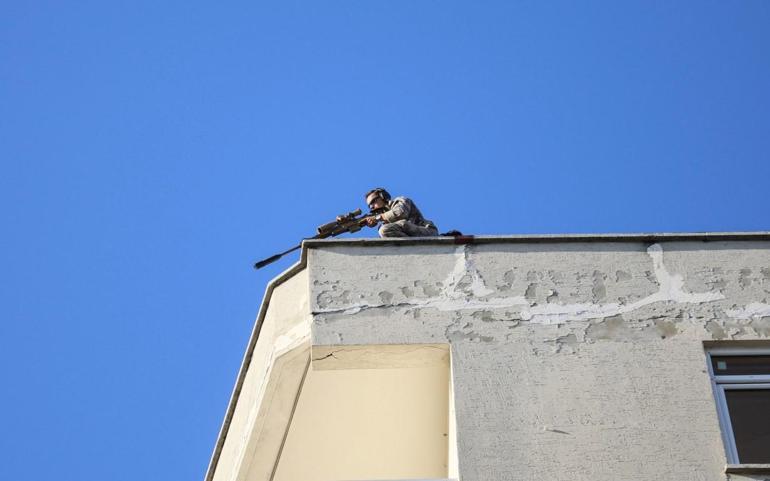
[273,364,450,481]
[213,269,310,481]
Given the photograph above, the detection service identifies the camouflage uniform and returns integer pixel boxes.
[378,196,438,238]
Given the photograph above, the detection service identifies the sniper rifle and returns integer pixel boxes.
[253,208,384,270]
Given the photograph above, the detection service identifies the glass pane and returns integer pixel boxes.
[725,389,770,463]
[712,355,770,375]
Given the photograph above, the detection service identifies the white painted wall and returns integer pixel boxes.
[212,269,311,481]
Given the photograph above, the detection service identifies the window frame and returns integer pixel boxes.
[706,346,770,464]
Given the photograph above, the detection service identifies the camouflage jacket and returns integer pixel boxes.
[380,196,436,229]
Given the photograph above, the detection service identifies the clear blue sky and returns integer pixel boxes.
[2,1,769,479]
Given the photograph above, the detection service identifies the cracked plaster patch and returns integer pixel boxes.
[726,302,770,320]
[314,245,528,315]
[313,243,741,325]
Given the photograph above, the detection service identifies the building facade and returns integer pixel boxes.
[207,233,770,481]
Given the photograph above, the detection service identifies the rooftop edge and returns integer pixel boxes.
[303,231,770,248]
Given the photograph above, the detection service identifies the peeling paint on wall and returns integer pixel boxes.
[313,245,529,315]
[519,248,726,322]
[726,302,770,319]
[301,238,770,481]
[313,243,738,328]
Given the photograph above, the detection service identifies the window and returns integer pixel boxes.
[707,348,770,465]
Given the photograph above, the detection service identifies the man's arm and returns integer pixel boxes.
[380,197,411,223]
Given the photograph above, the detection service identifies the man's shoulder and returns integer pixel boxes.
[390,196,412,204]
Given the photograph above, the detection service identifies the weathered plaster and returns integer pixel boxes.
[207,235,770,481]
[305,238,770,481]
[310,242,770,348]
[313,244,528,315]
[726,302,770,320]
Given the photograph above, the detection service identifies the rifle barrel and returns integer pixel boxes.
[254,208,382,270]
[253,244,301,270]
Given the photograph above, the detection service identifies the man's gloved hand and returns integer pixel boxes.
[365,215,380,227]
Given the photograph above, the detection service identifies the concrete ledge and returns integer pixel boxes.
[303,231,770,249]
[725,464,770,474]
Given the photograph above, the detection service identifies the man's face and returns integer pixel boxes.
[366,194,386,211]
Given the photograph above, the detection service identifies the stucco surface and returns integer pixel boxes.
[307,240,770,481]
[213,269,311,481]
